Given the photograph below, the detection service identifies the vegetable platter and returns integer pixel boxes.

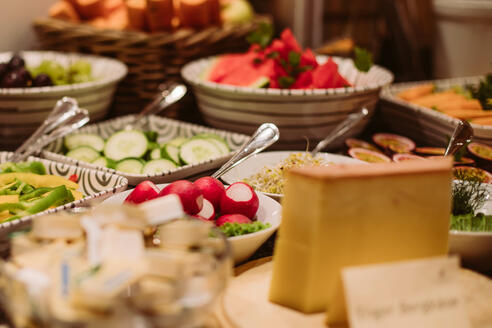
[42,114,249,185]
[0,152,128,234]
[380,75,492,147]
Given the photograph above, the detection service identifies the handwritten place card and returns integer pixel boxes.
[342,256,471,328]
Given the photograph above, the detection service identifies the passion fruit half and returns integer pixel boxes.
[414,147,446,156]
[467,142,492,162]
[344,138,380,152]
[453,166,492,184]
[392,153,425,162]
[372,133,416,153]
[348,148,391,163]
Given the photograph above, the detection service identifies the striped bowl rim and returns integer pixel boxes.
[181,55,394,98]
[0,51,127,96]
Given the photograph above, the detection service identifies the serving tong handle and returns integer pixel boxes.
[125,82,187,130]
[311,107,369,157]
[444,120,474,156]
[10,98,89,162]
[212,123,280,179]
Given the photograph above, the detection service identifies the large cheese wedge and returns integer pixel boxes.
[268,157,453,325]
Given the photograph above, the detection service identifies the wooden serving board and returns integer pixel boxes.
[216,258,492,328]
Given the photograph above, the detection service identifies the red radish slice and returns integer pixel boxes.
[345,138,380,152]
[196,198,215,221]
[348,147,391,163]
[392,153,425,162]
[159,180,203,215]
[414,147,446,156]
[216,214,252,227]
[125,180,160,204]
[372,133,416,153]
[467,142,492,162]
[193,176,225,211]
[220,182,259,219]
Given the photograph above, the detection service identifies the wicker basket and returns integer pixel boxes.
[33,16,270,120]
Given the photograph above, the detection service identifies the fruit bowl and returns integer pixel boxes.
[0,51,127,149]
[102,183,282,264]
[181,55,393,150]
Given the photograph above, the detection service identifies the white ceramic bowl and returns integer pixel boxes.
[182,56,393,150]
[448,183,492,270]
[221,151,365,200]
[0,51,127,149]
[102,184,282,264]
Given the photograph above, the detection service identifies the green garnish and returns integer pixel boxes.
[353,47,373,73]
[0,161,46,175]
[450,213,492,232]
[219,222,271,237]
[246,22,274,49]
[468,73,492,110]
[451,171,491,232]
[278,76,295,89]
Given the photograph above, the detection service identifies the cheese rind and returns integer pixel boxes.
[268,158,453,323]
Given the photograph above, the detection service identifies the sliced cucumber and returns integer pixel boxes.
[115,158,144,174]
[166,137,188,148]
[193,134,229,155]
[150,148,162,160]
[179,139,222,165]
[64,133,105,152]
[104,130,148,161]
[142,159,177,175]
[161,144,180,165]
[66,146,100,163]
[91,156,110,168]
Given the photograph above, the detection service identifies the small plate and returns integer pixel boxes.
[102,184,282,264]
[220,151,364,200]
[42,115,250,186]
[0,151,128,235]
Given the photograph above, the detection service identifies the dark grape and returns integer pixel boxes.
[1,68,31,88]
[7,54,25,71]
[0,63,8,81]
[33,73,53,87]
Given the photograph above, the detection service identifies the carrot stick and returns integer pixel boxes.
[397,83,434,101]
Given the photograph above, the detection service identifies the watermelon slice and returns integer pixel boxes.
[300,48,318,69]
[280,28,301,53]
[291,71,313,89]
[312,57,351,89]
[206,52,257,83]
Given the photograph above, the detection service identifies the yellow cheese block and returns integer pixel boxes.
[268,158,453,325]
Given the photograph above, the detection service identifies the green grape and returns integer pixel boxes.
[36,60,67,85]
[68,60,92,83]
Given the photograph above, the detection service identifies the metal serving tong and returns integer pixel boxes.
[311,107,369,157]
[444,120,474,156]
[125,82,187,130]
[10,97,89,162]
[212,123,280,179]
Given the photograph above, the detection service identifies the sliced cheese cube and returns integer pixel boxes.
[268,158,453,325]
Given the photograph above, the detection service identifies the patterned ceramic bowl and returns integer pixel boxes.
[181,56,393,150]
[42,115,249,186]
[380,76,492,147]
[0,51,127,149]
[0,152,128,235]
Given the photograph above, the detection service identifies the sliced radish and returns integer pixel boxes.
[392,153,425,162]
[159,180,203,215]
[196,198,215,221]
[124,180,160,204]
[216,214,252,227]
[220,182,259,219]
[193,176,225,211]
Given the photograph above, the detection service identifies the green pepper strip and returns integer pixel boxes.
[19,187,53,201]
[25,185,73,215]
[0,203,26,213]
